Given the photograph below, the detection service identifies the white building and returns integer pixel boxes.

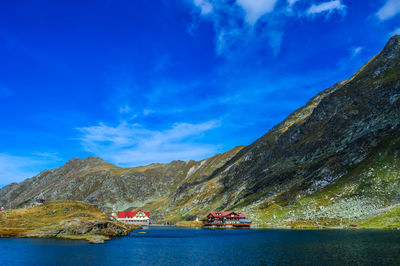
[117,210,150,225]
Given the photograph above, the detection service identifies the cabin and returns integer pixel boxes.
[35,198,45,204]
[203,211,252,227]
[35,193,45,204]
[117,210,150,225]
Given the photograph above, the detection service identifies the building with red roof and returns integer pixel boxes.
[116,210,150,225]
[203,211,252,227]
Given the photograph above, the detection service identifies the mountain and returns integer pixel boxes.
[163,35,400,226]
[0,147,244,218]
[1,35,400,227]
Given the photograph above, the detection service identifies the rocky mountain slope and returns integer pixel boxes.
[160,35,400,226]
[1,35,400,227]
[0,146,244,213]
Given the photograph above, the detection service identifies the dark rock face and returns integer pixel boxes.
[1,36,400,224]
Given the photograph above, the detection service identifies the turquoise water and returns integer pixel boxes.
[0,227,399,265]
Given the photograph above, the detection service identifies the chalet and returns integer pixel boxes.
[117,210,150,225]
[203,211,252,227]
[35,193,45,204]
[35,198,45,204]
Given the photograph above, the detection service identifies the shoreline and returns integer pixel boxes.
[148,223,400,230]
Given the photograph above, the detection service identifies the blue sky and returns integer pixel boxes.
[0,0,399,185]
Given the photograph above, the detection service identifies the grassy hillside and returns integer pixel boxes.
[0,201,133,243]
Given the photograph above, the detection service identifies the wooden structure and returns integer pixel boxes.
[203,211,252,227]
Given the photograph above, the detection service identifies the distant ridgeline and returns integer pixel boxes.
[1,35,400,229]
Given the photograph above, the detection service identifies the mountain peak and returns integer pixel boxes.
[380,35,400,57]
[63,156,107,170]
[389,34,400,42]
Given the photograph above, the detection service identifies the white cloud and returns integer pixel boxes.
[143,109,155,116]
[193,0,213,15]
[351,46,363,57]
[286,0,300,12]
[287,0,300,6]
[119,105,131,113]
[376,0,400,21]
[0,153,60,185]
[77,121,220,165]
[236,0,278,25]
[187,0,346,57]
[306,0,346,16]
[391,27,400,36]
[188,0,285,57]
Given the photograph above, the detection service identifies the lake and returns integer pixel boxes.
[1,227,399,265]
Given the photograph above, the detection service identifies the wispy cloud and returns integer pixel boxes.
[376,0,400,21]
[119,105,131,114]
[142,109,155,116]
[287,0,300,6]
[236,0,278,25]
[188,0,347,57]
[77,120,220,166]
[0,86,14,98]
[391,27,400,36]
[351,46,363,57]
[193,0,213,15]
[0,153,61,185]
[286,0,301,12]
[190,0,285,57]
[306,0,346,16]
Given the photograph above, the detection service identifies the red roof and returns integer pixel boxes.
[118,210,150,219]
[209,211,246,218]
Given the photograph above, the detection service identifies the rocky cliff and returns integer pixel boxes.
[1,36,400,228]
